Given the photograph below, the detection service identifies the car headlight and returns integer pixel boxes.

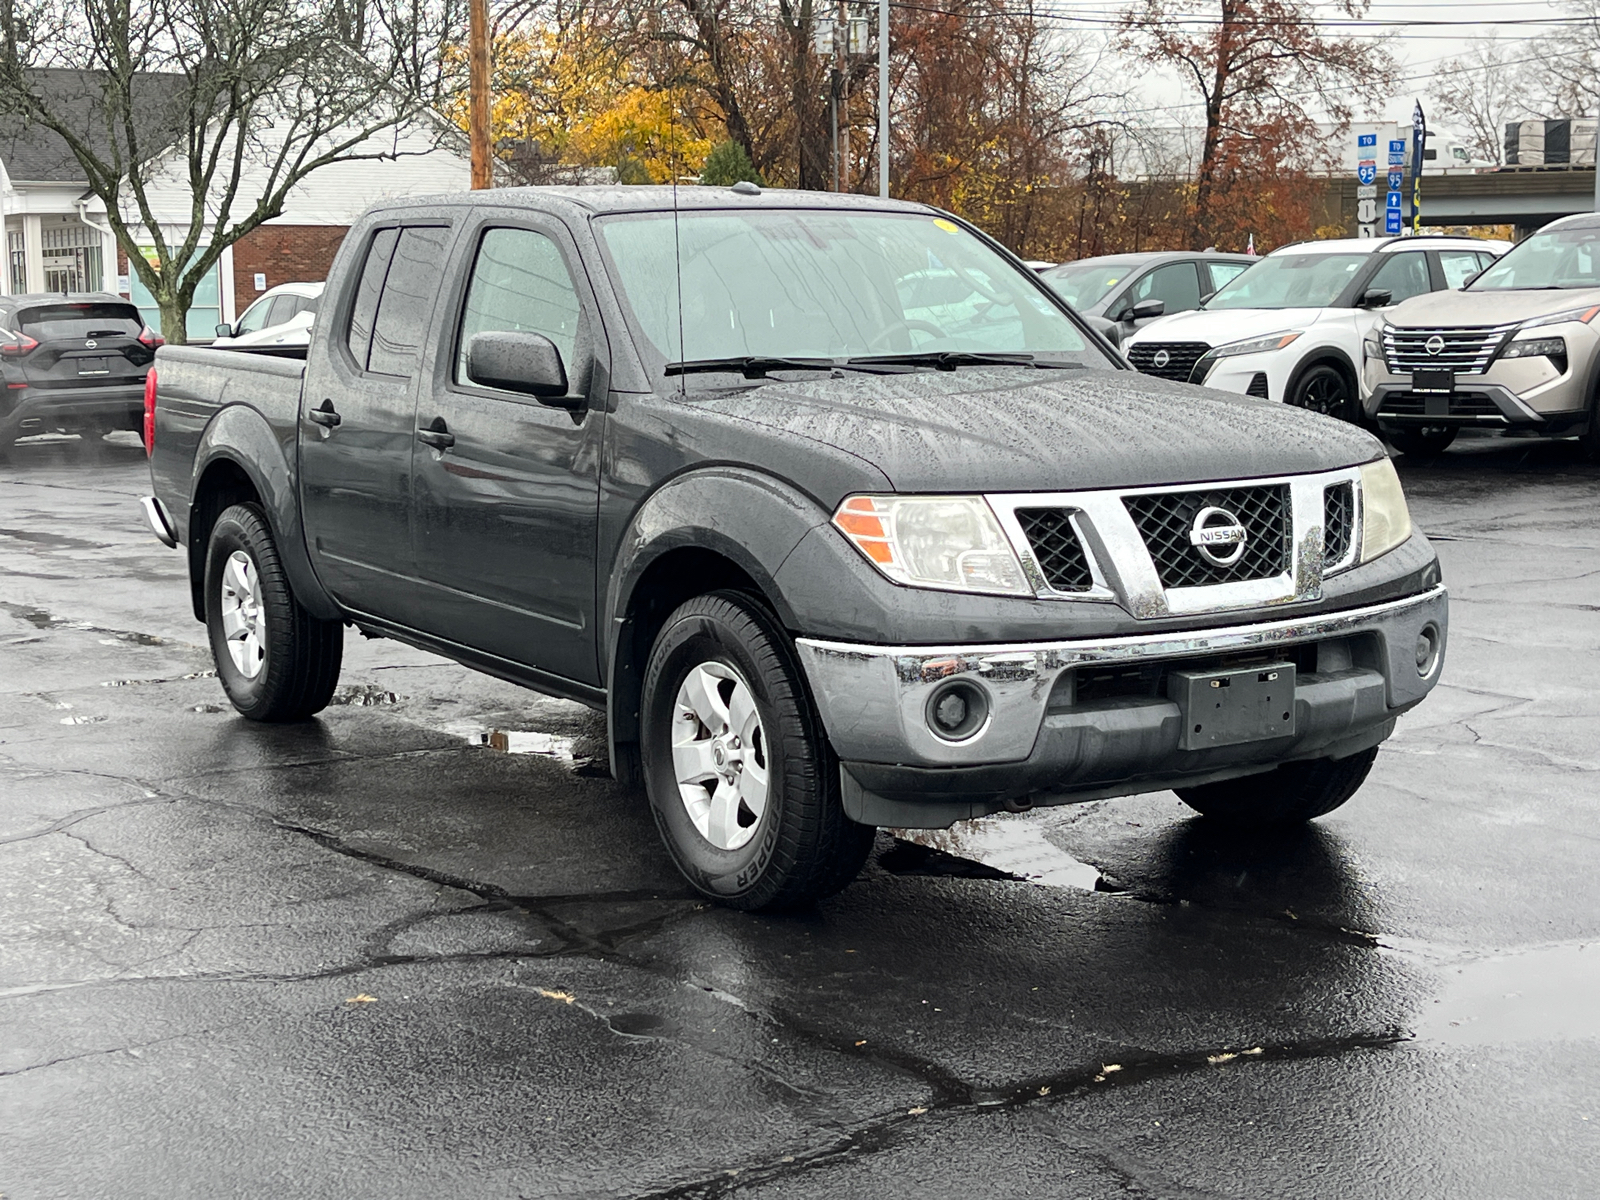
[1210,330,1304,358]
[1360,457,1413,562]
[1191,331,1303,384]
[1518,304,1600,330]
[833,495,1030,595]
[1502,335,1568,374]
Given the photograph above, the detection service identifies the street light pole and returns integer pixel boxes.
[878,0,888,198]
[468,0,492,190]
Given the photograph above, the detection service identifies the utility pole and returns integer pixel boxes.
[877,0,888,197]
[468,0,492,190]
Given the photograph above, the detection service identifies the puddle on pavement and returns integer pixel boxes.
[888,816,1106,892]
[326,684,405,707]
[441,720,599,771]
[1414,941,1600,1046]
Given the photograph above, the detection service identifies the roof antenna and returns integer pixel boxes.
[670,93,686,395]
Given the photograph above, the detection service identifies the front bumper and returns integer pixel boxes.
[795,586,1447,828]
[0,383,145,440]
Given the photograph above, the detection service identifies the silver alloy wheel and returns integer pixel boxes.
[219,549,267,679]
[671,660,770,851]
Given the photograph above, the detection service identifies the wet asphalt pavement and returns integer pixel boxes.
[1,432,1597,1198]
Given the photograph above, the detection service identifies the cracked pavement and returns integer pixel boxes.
[1,432,1598,1198]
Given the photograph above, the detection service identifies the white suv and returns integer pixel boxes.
[1122,236,1509,422]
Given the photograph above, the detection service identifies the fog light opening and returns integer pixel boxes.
[926,680,990,742]
[1415,623,1441,678]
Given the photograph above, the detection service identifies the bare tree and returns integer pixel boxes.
[1430,43,1537,164]
[0,0,465,340]
[1530,0,1600,118]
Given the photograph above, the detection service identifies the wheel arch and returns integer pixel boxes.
[188,406,340,623]
[1287,346,1360,403]
[603,467,827,780]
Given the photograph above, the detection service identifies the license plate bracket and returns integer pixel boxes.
[75,357,111,376]
[1412,367,1454,395]
[1169,663,1296,750]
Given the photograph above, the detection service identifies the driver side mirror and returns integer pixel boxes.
[1128,298,1166,321]
[466,330,577,406]
[214,323,234,339]
[1359,288,1393,309]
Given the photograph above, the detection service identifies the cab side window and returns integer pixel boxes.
[1366,252,1431,305]
[456,227,582,387]
[346,227,399,368]
[235,298,273,335]
[1205,262,1248,293]
[367,226,451,376]
[1128,262,1202,316]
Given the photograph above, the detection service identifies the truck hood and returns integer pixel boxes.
[1127,307,1329,349]
[1386,286,1600,328]
[688,366,1381,494]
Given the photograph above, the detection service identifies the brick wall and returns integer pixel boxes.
[229,225,347,316]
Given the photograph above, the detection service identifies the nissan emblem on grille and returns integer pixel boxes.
[1188,506,1247,567]
[1153,349,1171,369]
[1425,335,1445,355]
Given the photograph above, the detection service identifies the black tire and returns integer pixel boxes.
[1288,363,1359,423]
[639,590,875,911]
[1386,427,1458,458]
[204,503,343,721]
[1174,746,1379,827]
[1580,389,1600,462]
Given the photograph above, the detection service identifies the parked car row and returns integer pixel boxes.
[1047,216,1600,459]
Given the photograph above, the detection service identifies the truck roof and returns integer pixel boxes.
[365,184,939,220]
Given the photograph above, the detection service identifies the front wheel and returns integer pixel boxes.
[639,591,875,911]
[1174,747,1379,827]
[1387,427,1458,458]
[204,503,343,721]
[1288,364,1358,423]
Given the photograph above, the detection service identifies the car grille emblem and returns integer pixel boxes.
[84,339,97,349]
[1425,335,1445,355]
[1188,505,1247,567]
[1152,349,1171,369]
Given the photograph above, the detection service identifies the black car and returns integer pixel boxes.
[0,291,160,452]
[1042,251,1255,345]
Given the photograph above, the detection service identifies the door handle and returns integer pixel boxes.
[308,400,341,428]
[416,418,455,450]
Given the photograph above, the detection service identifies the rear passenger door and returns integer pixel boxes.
[409,215,607,687]
[301,222,453,623]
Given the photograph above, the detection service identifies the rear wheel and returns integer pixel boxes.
[1387,427,1458,458]
[1175,746,1379,827]
[1288,363,1358,423]
[640,591,875,911]
[204,503,342,721]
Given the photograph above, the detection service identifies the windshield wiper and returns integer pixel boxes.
[666,356,838,378]
[846,351,1083,370]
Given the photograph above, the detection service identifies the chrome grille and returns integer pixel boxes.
[1127,341,1210,382]
[1124,485,1291,589]
[1015,508,1093,592]
[1323,481,1354,567]
[1381,324,1517,375]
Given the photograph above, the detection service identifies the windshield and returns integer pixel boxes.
[1470,226,1600,290]
[1041,261,1132,310]
[595,209,1106,372]
[1204,253,1368,310]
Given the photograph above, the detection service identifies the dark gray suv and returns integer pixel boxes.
[1043,251,1255,345]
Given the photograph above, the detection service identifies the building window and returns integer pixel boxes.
[40,222,104,293]
[7,230,24,294]
[129,245,222,340]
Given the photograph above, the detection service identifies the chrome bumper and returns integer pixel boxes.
[795,586,1447,771]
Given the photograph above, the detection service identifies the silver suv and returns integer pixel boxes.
[1364,213,1600,457]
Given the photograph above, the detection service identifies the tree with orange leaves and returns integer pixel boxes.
[1120,0,1391,249]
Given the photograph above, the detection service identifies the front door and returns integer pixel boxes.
[300,222,453,623]
[410,218,606,686]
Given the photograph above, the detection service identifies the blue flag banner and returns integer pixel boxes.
[1408,103,1427,233]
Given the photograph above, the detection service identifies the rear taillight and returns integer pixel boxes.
[143,368,158,455]
[0,332,39,357]
[138,326,163,349]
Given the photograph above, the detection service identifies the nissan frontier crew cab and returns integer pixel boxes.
[141,186,1447,911]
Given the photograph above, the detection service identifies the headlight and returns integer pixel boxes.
[833,495,1030,595]
[1360,457,1413,562]
[1502,335,1568,374]
[1211,331,1303,358]
[1518,304,1600,330]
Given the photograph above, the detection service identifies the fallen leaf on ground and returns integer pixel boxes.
[1208,1052,1238,1064]
[908,1107,928,1116]
[345,994,378,1004]
[538,989,576,1004]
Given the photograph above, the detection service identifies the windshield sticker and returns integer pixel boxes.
[932,218,959,233]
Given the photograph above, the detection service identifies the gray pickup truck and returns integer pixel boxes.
[141,185,1447,910]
